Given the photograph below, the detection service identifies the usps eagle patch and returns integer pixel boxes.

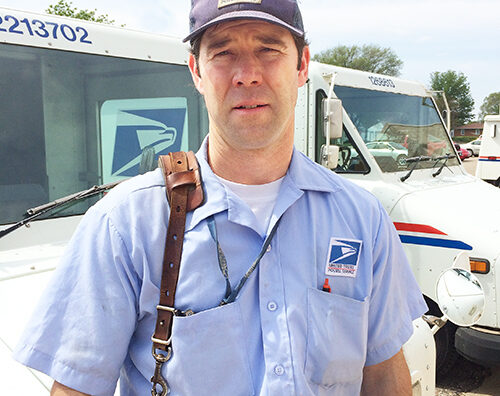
[325,238,362,278]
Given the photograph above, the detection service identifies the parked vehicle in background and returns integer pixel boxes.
[476,115,500,187]
[366,141,408,166]
[462,138,482,157]
[454,142,471,160]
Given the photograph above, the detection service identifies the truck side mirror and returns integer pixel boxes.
[321,98,343,170]
[323,98,343,139]
[436,268,485,327]
[320,145,339,170]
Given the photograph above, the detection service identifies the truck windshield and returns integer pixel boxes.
[0,43,207,225]
[334,85,459,173]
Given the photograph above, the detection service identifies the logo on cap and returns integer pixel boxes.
[218,0,262,9]
[325,238,362,278]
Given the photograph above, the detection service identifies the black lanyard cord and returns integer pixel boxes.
[207,215,281,305]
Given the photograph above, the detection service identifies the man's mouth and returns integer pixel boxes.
[234,104,267,110]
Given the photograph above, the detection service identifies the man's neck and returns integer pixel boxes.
[207,135,293,185]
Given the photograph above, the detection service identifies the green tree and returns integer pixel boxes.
[46,0,116,24]
[479,92,500,120]
[430,70,474,131]
[312,44,403,77]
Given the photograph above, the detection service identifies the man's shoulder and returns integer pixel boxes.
[92,168,166,215]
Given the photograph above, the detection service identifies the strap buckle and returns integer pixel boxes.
[150,306,195,347]
[156,304,194,317]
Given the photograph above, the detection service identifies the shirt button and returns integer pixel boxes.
[274,365,285,376]
[266,244,272,253]
[267,301,278,311]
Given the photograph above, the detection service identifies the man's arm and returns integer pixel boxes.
[51,381,89,396]
[360,349,412,396]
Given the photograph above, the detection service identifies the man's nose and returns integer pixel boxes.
[232,54,262,87]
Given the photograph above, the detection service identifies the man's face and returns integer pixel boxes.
[189,20,309,153]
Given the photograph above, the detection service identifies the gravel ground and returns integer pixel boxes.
[436,351,500,396]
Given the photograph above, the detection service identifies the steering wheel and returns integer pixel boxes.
[338,146,351,170]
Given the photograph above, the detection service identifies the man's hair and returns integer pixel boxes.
[189,32,308,74]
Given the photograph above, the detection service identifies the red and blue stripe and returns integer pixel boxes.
[479,156,500,162]
[394,222,473,251]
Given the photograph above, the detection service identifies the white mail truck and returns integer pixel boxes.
[304,62,500,374]
[476,114,500,187]
[0,7,498,395]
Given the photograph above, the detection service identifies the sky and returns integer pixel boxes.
[2,0,500,119]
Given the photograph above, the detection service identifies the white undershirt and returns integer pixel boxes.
[216,175,284,235]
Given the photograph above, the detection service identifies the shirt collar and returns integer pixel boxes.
[185,138,228,232]
[185,136,342,232]
[286,148,343,194]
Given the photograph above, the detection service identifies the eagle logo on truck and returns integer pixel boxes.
[99,97,189,183]
[111,108,185,177]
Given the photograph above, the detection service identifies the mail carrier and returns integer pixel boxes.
[1,6,499,395]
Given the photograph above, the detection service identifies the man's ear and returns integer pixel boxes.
[188,53,204,95]
[298,45,310,88]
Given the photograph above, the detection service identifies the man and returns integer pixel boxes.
[14,1,427,395]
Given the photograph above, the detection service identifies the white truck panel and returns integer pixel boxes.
[476,115,500,185]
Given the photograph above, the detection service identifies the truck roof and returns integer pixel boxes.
[0,6,188,65]
[309,61,430,97]
[484,115,500,122]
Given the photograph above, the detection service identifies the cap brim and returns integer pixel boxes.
[183,10,304,42]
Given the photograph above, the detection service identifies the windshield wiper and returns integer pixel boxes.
[0,180,123,239]
[432,153,453,177]
[400,156,432,182]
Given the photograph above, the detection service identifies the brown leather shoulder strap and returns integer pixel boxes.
[158,151,204,211]
[151,151,204,395]
[152,151,203,352]
[150,151,204,395]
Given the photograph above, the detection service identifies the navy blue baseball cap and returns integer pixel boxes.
[183,0,305,42]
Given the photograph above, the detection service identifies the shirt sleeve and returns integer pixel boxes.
[365,202,428,366]
[12,205,139,396]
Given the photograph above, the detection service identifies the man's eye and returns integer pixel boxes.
[261,47,277,53]
[215,50,231,57]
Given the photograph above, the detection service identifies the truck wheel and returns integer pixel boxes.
[435,322,459,377]
[467,149,473,157]
[424,296,460,377]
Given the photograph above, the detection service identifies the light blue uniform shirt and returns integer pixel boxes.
[14,139,427,395]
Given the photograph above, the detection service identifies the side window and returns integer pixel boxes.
[315,90,369,174]
[0,49,48,223]
[333,85,459,173]
[1,43,207,225]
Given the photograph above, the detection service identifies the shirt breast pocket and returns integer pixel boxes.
[304,287,368,388]
[166,300,255,396]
